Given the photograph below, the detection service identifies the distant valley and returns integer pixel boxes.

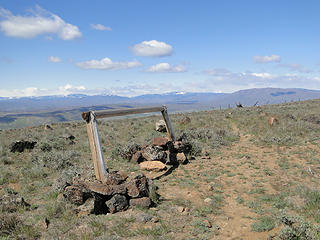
[1,87,320,129]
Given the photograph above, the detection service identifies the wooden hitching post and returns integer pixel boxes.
[82,106,175,182]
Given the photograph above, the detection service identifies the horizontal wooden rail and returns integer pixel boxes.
[82,106,165,122]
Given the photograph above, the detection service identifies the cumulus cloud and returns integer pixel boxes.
[48,56,62,63]
[76,57,142,70]
[253,55,281,63]
[90,24,111,31]
[145,63,186,73]
[204,68,233,76]
[277,63,312,73]
[0,5,82,40]
[131,40,173,57]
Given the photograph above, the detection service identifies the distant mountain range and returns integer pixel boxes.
[0,88,320,129]
[1,87,320,113]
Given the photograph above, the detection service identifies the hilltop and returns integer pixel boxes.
[0,99,319,239]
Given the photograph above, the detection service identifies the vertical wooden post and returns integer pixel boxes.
[161,106,176,142]
[86,112,107,182]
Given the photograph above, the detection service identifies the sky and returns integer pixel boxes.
[0,0,319,97]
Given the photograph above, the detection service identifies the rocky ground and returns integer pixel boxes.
[0,99,320,239]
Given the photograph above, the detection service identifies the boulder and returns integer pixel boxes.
[126,174,149,198]
[64,183,92,205]
[152,137,169,148]
[102,171,127,185]
[156,120,167,132]
[142,145,167,162]
[77,198,94,216]
[129,197,152,208]
[86,182,126,196]
[140,161,167,172]
[106,194,128,213]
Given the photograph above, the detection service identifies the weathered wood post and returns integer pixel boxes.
[161,106,175,141]
[82,106,175,182]
[82,111,107,182]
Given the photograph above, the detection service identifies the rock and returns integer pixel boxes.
[177,206,185,213]
[204,198,212,204]
[140,161,167,172]
[77,198,94,216]
[102,171,127,185]
[201,156,211,160]
[86,182,126,196]
[156,120,167,132]
[131,151,144,163]
[129,197,152,208]
[10,140,37,153]
[136,213,154,223]
[142,145,167,162]
[64,183,92,205]
[204,220,212,228]
[268,117,279,126]
[176,152,187,164]
[207,185,214,191]
[173,141,187,153]
[126,174,149,198]
[152,137,169,148]
[106,194,128,213]
[44,124,53,130]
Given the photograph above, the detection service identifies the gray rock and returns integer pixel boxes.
[142,145,167,162]
[106,194,128,213]
[156,120,167,132]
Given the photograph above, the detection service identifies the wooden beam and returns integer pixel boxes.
[161,106,176,141]
[86,112,107,181]
[82,106,164,120]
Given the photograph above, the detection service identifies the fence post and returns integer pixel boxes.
[161,106,176,141]
[85,112,107,182]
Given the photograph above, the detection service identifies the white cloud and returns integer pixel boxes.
[250,72,275,79]
[0,5,82,40]
[204,68,233,76]
[0,84,87,98]
[253,55,281,63]
[76,57,142,70]
[277,63,312,73]
[131,40,173,57]
[90,24,112,31]
[48,56,62,63]
[145,63,186,73]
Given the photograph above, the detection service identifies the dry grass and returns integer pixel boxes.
[0,99,320,239]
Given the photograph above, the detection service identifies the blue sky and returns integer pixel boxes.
[0,0,319,97]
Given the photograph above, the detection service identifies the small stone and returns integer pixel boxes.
[129,197,152,208]
[136,213,154,223]
[40,218,50,230]
[204,198,212,203]
[176,152,187,164]
[184,207,191,212]
[208,185,214,191]
[204,220,212,228]
[177,206,185,213]
[131,151,144,163]
[201,148,209,156]
[139,161,167,172]
[44,124,53,130]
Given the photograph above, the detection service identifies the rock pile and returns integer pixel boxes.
[128,137,191,172]
[63,172,154,215]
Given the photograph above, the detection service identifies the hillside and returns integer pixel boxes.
[1,87,320,130]
[0,99,320,239]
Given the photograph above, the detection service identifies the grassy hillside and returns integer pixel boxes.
[0,100,320,239]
